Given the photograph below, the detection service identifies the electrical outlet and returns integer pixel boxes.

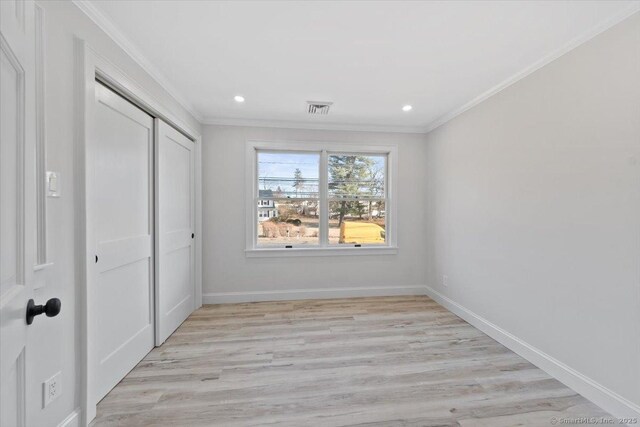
[43,372,61,408]
[442,275,449,287]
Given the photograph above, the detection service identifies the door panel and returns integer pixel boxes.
[97,235,151,274]
[96,258,151,360]
[1,0,35,425]
[0,350,25,427]
[92,82,154,402]
[155,119,195,345]
[0,37,21,297]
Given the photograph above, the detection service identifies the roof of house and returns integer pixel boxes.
[259,189,274,198]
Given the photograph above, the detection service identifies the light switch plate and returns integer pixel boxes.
[46,171,60,197]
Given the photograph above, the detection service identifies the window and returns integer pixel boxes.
[256,151,320,246]
[246,141,397,256]
[327,154,386,245]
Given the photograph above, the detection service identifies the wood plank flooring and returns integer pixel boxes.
[92,296,609,426]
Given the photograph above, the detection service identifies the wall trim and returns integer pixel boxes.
[71,0,203,122]
[203,116,426,134]
[72,1,639,136]
[424,4,640,133]
[203,285,427,304]
[34,2,48,270]
[245,246,398,258]
[57,408,81,427]
[423,285,640,420]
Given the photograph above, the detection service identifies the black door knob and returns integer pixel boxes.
[26,298,61,325]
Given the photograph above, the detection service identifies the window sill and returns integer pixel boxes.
[245,246,398,258]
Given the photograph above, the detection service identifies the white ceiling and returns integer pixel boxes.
[81,0,639,132]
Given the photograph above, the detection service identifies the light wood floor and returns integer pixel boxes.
[92,296,608,426]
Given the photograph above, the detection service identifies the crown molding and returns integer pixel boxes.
[71,0,204,122]
[202,116,427,134]
[73,0,639,135]
[424,3,640,134]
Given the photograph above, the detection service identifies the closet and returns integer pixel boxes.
[91,81,195,403]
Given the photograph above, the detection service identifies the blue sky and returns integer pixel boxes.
[258,152,319,194]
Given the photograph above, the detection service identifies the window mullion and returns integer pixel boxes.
[252,148,258,249]
[319,150,329,247]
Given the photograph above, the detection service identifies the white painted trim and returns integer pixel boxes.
[319,150,329,246]
[424,4,640,133]
[33,262,53,272]
[71,0,203,122]
[246,246,398,258]
[0,29,26,288]
[423,285,640,421]
[245,140,398,254]
[72,0,640,136]
[34,2,48,269]
[203,285,427,304]
[204,116,426,134]
[57,408,81,427]
[245,142,257,253]
[194,134,203,309]
[74,38,92,426]
[93,68,200,141]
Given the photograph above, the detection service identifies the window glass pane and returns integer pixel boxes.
[257,199,319,246]
[328,154,385,199]
[328,201,386,245]
[258,151,319,199]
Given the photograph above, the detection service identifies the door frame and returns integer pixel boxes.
[75,39,202,424]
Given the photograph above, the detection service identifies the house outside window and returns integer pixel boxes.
[258,190,278,221]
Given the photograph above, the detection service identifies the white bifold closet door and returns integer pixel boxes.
[93,82,155,402]
[154,119,195,345]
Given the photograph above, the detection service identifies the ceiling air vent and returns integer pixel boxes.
[307,101,332,115]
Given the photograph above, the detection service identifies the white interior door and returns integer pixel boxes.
[91,82,155,402]
[155,119,195,345]
[1,1,36,426]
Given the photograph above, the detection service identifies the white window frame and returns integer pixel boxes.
[245,140,398,257]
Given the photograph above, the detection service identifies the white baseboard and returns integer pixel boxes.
[423,285,640,421]
[202,285,427,304]
[57,408,81,427]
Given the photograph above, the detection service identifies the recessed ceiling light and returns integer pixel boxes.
[402,105,413,112]
[234,95,245,103]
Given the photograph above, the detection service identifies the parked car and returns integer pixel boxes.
[339,221,385,244]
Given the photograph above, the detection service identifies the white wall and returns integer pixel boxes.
[424,11,640,415]
[34,1,201,425]
[33,2,639,424]
[202,125,427,302]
